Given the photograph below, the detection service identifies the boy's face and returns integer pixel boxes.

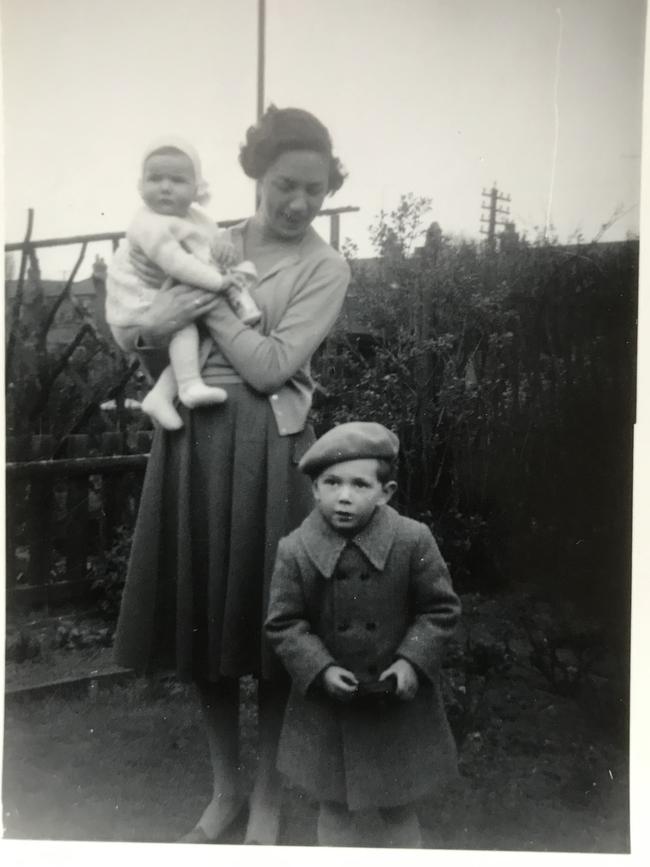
[312,458,396,535]
[141,152,196,217]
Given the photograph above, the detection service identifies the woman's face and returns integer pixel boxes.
[259,150,330,241]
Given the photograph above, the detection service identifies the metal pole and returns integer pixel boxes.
[255,0,266,208]
[257,0,266,121]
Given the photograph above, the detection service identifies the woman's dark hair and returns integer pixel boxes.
[239,105,347,194]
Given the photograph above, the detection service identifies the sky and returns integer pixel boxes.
[0,0,647,279]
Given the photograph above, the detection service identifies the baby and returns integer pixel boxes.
[106,136,260,430]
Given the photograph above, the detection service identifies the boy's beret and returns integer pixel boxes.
[299,421,399,476]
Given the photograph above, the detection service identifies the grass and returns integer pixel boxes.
[2,592,630,850]
[3,672,629,850]
[4,680,214,843]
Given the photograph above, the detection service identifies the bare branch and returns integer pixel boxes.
[53,359,141,455]
[29,323,96,422]
[5,208,35,379]
[48,323,96,388]
[40,241,88,339]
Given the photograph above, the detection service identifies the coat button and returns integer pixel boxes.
[365,622,377,631]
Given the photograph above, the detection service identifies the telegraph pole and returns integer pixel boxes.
[257,0,265,122]
[255,0,266,208]
[480,184,511,252]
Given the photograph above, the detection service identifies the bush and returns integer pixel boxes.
[89,526,133,621]
[313,196,636,655]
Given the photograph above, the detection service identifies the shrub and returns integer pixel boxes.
[314,195,636,654]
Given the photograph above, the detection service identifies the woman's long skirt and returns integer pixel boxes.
[113,384,315,682]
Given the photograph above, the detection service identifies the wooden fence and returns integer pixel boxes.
[5,432,153,608]
[4,205,359,255]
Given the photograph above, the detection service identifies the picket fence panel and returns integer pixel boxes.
[5,431,153,607]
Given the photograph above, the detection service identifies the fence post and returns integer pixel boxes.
[134,430,153,453]
[5,437,31,590]
[100,432,125,548]
[329,213,341,251]
[64,435,91,582]
[25,435,54,592]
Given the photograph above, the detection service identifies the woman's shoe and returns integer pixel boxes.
[177,826,212,844]
[244,801,281,846]
[177,799,248,843]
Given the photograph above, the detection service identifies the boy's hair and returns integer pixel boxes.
[310,456,396,486]
[375,457,397,485]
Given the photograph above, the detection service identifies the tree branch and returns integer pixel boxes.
[40,241,88,339]
[5,208,34,380]
[29,323,96,422]
[53,359,141,456]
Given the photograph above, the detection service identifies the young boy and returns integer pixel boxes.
[265,421,461,848]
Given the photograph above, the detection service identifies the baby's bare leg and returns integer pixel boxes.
[141,365,183,430]
[169,323,227,409]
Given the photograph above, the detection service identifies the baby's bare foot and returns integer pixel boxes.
[178,382,227,408]
[141,392,183,430]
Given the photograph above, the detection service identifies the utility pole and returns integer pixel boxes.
[257,0,265,122]
[255,0,266,209]
[480,183,511,252]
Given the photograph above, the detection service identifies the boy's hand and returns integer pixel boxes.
[322,665,359,701]
[380,659,418,701]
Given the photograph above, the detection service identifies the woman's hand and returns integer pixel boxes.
[322,665,359,702]
[139,282,222,345]
[380,659,419,701]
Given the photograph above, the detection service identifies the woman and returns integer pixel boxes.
[111,106,350,845]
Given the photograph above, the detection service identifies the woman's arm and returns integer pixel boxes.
[203,256,350,393]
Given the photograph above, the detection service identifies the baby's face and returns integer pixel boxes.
[141,152,196,217]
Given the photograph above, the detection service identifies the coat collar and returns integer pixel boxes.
[299,504,398,578]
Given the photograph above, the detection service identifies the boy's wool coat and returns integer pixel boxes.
[265,504,460,810]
